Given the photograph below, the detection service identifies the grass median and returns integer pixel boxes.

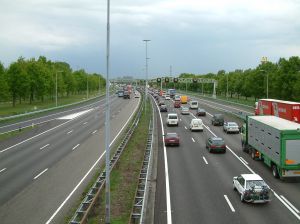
[0,126,34,141]
[86,100,151,224]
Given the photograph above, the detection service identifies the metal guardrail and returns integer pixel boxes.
[130,102,154,224]
[69,98,144,224]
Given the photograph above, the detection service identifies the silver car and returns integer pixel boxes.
[223,122,239,133]
[181,107,190,115]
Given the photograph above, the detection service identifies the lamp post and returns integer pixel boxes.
[55,71,63,107]
[143,39,151,111]
[226,72,229,100]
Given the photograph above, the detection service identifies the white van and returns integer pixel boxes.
[189,118,203,131]
[189,100,198,109]
[167,113,179,126]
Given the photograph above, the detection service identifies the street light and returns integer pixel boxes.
[55,71,63,107]
[226,72,229,100]
[143,39,151,111]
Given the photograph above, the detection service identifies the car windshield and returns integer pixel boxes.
[211,139,224,145]
[182,107,188,111]
[161,105,166,108]
[166,133,178,138]
[198,109,205,112]
[246,180,266,189]
[192,102,197,105]
[228,123,238,126]
[169,115,178,119]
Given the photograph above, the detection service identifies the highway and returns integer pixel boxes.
[153,93,300,224]
[0,94,141,224]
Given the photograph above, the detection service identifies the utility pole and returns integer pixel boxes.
[105,0,111,223]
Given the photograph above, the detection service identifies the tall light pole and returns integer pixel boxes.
[105,0,111,223]
[226,72,229,100]
[55,71,62,107]
[143,39,150,110]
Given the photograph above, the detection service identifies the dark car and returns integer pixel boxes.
[123,91,130,99]
[174,101,181,108]
[164,133,180,146]
[158,101,165,106]
[160,105,168,112]
[211,114,224,126]
[197,108,206,116]
[206,137,226,153]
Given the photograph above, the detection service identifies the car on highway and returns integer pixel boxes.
[165,94,171,100]
[123,91,130,99]
[189,118,203,131]
[233,174,271,203]
[164,133,180,146]
[181,107,190,115]
[206,137,226,153]
[158,101,165,106]
[134,91,140,98]
[166,113,179,126]
[211,114,224,126]
[174,95,181,101]
[189,100,198,109]
[118,91,124,97]
[160,105,168,112]
[174,101,181,108]
[196,108,206,116]
[223,122,239,133]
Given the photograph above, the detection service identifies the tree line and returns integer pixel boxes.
[165,56,300,102]
[0,56,105,106]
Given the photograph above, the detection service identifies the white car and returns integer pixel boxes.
[189,118,204,131]
[189,100,198,109]
[233,174,271,203]
[166,113,179,126]
[181,107,190,115]
[223,122,239,133]
[165,94,171,100]
[174,95,181,101]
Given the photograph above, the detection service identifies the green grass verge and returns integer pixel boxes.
[86,100,151,224]
[0,126,34,141]
[0,91,103,117]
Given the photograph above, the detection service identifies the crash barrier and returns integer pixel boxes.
[130,102,154,224]
[69,97,144,224]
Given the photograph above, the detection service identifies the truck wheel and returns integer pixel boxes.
[272,165,280,179]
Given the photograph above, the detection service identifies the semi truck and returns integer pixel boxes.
[254,99,300,123]
[180,95,188,104]
[241,115,300,179]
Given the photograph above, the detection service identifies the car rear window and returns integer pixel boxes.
[166,133,178,138]
[192,102,197,105]
[169,115,178,119]
[212,139,225,145]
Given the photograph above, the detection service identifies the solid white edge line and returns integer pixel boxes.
[67,130,73,134]
[45,96,141,224]
[0,168,7,173]
[153,96,172,224]
[224,195,235,212]
[239,157,248,165]
[280,195,300,213]
[191,104,300,221]
[191,137,195,142]
[184,126,187,129]
[34,168,48,180]
[40,144,50,150]
[72,144,80,151]
[92,130,97,134]
[202,156,208,165]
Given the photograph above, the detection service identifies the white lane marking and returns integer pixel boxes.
[190,112,300,221]
[83,122,88,125]
[92,130,98,134]
[191,137,195,142]
[153,96,172,224]
[67,130,73,134]
[180,119,182,121]
[206,111,213,117]
[202,156,208,164]
[239,157,248,165]
[280,195,300,213]
[40,144,50,150]
[0,168,7,173]
[72,144,80,151]
[57,109,93,120]
[33,168,48,180]
[224,195,235,212]
[45,96,141,224]
[184,126,187,129]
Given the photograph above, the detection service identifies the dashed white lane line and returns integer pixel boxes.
[83,122,88,125]
[239,157,248,165]
[184,126,187,129]
[92,130,98,134]
[40,144,50,150]
[191,137,195,142]
[202,156,208,164]
[67,130,73,134]
[180,119,182,121]
[57,109,93,120]
[33,168,48,180]
[224,195,235,212]
[280,195,300,213]
[72,144,80,151]
[0,168,7,173]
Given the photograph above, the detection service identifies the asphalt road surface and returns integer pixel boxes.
[0,94,141,224]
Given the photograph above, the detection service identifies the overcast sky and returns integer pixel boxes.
[0,0,299,78]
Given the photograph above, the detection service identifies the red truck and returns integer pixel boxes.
[255,99,300,123]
